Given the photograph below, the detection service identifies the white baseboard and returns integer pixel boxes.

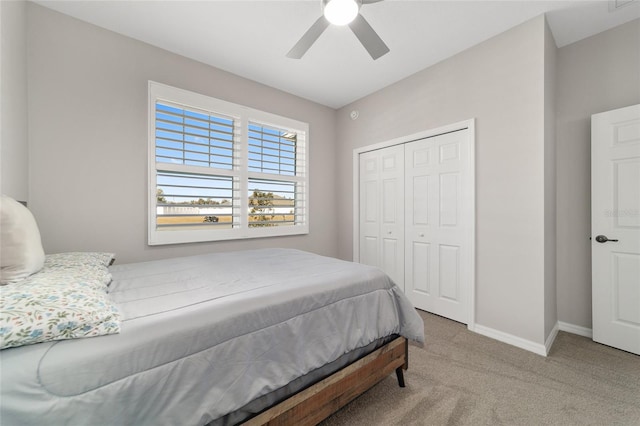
[472,324,548,357]
[558,321,593,338]
[545,322,560,355]
[470,321,591,357]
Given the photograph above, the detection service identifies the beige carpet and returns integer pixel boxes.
[321,310,640,425]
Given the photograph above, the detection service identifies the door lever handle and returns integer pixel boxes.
[595,235,619,243]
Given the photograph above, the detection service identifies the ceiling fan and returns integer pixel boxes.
[287,0,389,60]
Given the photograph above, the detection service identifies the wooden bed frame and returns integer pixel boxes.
[243,336,409,425]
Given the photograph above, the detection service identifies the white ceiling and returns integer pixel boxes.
[34,0,639,109]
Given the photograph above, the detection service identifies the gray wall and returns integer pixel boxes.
[26,4,338,263]
[544,20,558,340]
[1,0,29,201]
[556,19,640,330]
[336,16,551,346]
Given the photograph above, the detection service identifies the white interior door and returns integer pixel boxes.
[404,130,472,324]
[359,145,405,290]
[592,104,640,355]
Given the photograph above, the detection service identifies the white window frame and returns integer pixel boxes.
[148,81,309,245]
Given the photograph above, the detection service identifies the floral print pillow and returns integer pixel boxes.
[45,252,115,269]
[0,253,120,350]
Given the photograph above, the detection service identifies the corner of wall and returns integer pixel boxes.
[472,323,549,357]
[543,14,559,342]
[544,321,559,355]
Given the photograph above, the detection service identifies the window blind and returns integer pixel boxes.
[155,102,234,170]
[247,122,306,228]
[149,81,309,245]
[156,171,236,230]
[248,123,296,175]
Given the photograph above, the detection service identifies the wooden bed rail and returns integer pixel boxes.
[243,336,408,426]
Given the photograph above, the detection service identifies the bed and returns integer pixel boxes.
[0,245,424,425]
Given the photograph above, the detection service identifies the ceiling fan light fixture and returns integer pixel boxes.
[324,0,359,26]
[287,0,388,60]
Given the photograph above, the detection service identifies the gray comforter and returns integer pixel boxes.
[0,249,424,425]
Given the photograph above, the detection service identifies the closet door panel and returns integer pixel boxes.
[439,244,460,301]
[359,145,405,290]
[439,173,459,227]
[359,152,379,267]
[405,130,471,324]
[411,241,430,294]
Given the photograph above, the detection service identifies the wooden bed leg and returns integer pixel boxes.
[395,366,405,388]
[395,337,408,388]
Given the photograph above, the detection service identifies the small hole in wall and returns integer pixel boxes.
[350,110,359,120]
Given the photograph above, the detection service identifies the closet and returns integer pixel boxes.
[355,124,474,324]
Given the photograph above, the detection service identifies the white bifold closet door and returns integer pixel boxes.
[404,130,472,324]
[359,144,405,291]
[358,128,472,323]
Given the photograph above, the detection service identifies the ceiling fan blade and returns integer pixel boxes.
[286,16,330,59]
[349,14,390,60]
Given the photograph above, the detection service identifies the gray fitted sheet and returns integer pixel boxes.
[0,249,424,426]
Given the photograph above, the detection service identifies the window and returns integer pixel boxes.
[148,82,308,245]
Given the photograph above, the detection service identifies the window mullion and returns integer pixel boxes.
[237,115,249,232]
[246,171,305,182]
[157,162,237,178]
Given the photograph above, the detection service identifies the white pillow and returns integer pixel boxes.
[0,195,45,284]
